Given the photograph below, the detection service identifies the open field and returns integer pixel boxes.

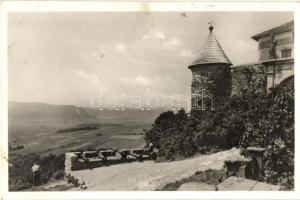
[8,102,164,156]
[9,119,150,156]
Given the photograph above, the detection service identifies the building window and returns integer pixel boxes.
[281,49,291,58]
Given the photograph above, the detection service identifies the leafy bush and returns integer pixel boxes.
[144,75,294,189]
[144,109,190,160]
[52,170,65,180]
[9,153,65,191]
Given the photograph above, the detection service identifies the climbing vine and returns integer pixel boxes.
[145,75,294,189]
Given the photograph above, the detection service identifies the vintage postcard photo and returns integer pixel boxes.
[0,1,299,200]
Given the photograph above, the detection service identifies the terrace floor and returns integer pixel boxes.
[70,148,243,191]
[69,148,281,191]
[217,176,281,191]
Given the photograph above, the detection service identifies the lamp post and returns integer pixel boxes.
[31,163,40,187]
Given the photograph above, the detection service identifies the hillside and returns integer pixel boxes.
[86,108,165,125]
[9,101,97,121]
[8,102,159,156]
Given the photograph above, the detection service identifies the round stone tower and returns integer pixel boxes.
[189,25,232,111]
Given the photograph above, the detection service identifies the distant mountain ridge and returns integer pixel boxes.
[8,101,168,124]
[85,107,166,125]
[8,101,97,121]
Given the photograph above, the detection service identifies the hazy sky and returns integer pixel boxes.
[8,12,293,106]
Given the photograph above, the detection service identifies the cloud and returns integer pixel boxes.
[86,42,128,61]
[135,75,150,86]
[163,37,182,48]
[89,51,102,58]
[121,75,176,89]
[179,49,195,58]
[142,28,165,40]
[121,75,150,86]
[74,69,100,84]
[113,42,127,53]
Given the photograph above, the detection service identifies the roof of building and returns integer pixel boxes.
[230,62,262,69]
[189,26,232,68]
[252,20,294,41]
[230,57,294,69]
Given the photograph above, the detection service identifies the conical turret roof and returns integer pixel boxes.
[189,26,232,68]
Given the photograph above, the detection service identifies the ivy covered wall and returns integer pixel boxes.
[231,64,267,96]
[190,64,231,111]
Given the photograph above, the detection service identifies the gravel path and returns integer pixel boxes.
[71,148,241,191]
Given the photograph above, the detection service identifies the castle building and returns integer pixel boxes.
[188,25,232,111]
[251,21,294,91]
[189,21,294,111]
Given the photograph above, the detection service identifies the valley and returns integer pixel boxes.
[8,102,163,156]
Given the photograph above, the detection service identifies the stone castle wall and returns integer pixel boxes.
[190,63,268,111]
[190,64,231,111]
[230,64,267,96]
[265,59,294,91]
[190,62,292,106]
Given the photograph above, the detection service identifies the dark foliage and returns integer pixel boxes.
[9,153,65,191]
[144,75,294,188]
[52,170,65,180]
[240,76,294,189]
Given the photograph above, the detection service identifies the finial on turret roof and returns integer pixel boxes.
[208,21,214,33]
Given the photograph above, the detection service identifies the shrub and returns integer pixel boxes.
[9,153,65,191]
[52,170,65,180]
[67,176,75,184]
[144,75,294,188]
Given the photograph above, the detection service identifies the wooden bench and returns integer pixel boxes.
[109,148,137,162]
[119,149,137,161]
[99,150,121,164]
[82,151,103,163]
[130,149,152,161]
[69,151,104,170]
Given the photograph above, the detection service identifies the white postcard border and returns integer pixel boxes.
[0,1,299,200]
